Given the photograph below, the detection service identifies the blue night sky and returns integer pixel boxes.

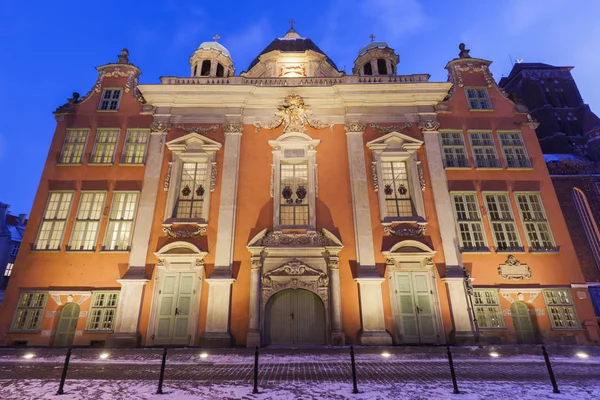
[1,0,599,214]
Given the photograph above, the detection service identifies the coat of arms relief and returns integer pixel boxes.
[254,94,333,133]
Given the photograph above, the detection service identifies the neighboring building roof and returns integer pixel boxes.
[198,41,231,58]
[499,62,573,86]
[3,213,27,242]
[247,29,338,71]
[543,154,587,163]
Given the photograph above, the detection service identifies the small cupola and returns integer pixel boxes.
[353,34,399,76]
[189,35,235,78]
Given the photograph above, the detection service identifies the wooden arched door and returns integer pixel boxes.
[510,301,536,344]
[54,303,80,347]
[265,289,326,346]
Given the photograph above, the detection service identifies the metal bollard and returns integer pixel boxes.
[253,346,259,394]
[156,347,168,395]
[541,346,560,393]
[56,347,72,395]
[350,346,359,394]
[446,346,460,394]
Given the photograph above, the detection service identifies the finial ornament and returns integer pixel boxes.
[213,34,220,42]
[288,18,296,29]
[458,43,471,58]
[369,33,376,42]
[118,48,130,64]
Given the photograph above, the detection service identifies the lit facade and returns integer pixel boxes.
[0,30,598,348]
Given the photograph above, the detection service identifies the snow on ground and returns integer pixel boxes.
[0,379,598,400]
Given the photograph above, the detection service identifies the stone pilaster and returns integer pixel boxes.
[202,122,242,347]
[246,257,262,347]
[421,122,475,343]
[356,278,392,345]
[110,121,169,347]
[328,257,345,345]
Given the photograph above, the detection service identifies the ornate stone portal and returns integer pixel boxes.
[246,229,344,347]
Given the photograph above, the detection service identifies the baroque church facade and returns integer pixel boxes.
[1,27,599,347]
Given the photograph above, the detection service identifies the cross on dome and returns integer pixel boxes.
[213,34,220,42]
[288,18,296,29]
[369,34,376,42]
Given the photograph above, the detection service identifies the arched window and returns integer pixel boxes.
[193,64,198,76]
[377,59,388,75]
[572,187,600,271]
[363,63,372,75]
[200,60,211,76]
[216,63,224,77]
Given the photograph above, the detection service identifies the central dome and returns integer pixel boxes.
[245,27,339,75]
[198,41,231,58]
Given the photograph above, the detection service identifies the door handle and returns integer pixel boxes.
[175,307,180,315]
[290,312,294,320]
[416,306,422,314]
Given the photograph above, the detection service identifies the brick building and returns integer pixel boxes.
[0,29,597,348]
[500,63,600,320]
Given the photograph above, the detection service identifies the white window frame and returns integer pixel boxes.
[98,88,123,111]
[468,131,501,168]
[173,162,210,220]
[498,131,531,169]
[465,87,492,110]
[4,262,13,277]
[164,133,222,225]
[34,191,74,251]
[102,191,139,251]
[366,132,426,224]
[483,192,523,252]
[279,162,310,226]
[514,192,557,252]
[90,128,120,164]
[543,289,580,329]
[121,129,150,165]
[67,191,106,251]
[440,131,470,168]
[86,291,119,331]
[451,192,488,251]
[10,292,48,331]
[269,132,319,230]
[10,243,19,257]
[59,129,89,164]
[473,289,505,329]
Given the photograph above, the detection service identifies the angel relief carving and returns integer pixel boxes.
[254,94,333,133]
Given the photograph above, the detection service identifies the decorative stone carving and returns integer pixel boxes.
[77,294,91,305]
[417,161,425,191]
[528,291,540,304]
[175,124,219,134]
[46,310,60,318]
[369,123,411,134]
[426,257,434,266]
[501,292,515,304]
[328,258,340,270]
[150,121,172,133]
[452,63,495,88]
[314,164,319,198]
[371,162,379,191]
[259,231,338,247]
[498,255,532,280]
[261,260,329,288]
[418,119,440,132]
[222,123,243,134]
[195,258,205,267]
[210,162,217,192]
[255,94,333,133]
[50,294,62,306]
[269,164,274,198]
[162,224,207,238]
[54,115,65,122]
[345,122,367,133]
[41,330,55,337]
[164,162,173,192]
[250,258,262,270]
[383,223,426,237]
[78,311,88,318]
[435,102,449,112]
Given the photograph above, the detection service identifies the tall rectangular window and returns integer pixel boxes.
[499,132,531,168]
[441,132,470,168]
[68,192,105,251]
[103,192,138,251]
[543,290,579,329]
[484,193,522,251]
[90,129,119,164]
[466,87,492,110]
[473,290,504,328]
[98,88,122,111]
[121,129,150,164]
[175,163,209,219]
[280,163,309,226]
[451,193,487,251]
[469,132,500,168]
[4,263,13,277]
[10,243,19,256]
[381,161,414,218]
[35,192,73,250]
[11,292,48,331]
[59,129,88,164]
[86,292,119,331]
[515,193,556,251]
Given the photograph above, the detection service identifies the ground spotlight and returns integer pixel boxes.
[381,352,391,358]
[99,352,110,359]
[22,353,35,359]
[199,352,208,359]
[576,352,589,359]
[489,352,500,358]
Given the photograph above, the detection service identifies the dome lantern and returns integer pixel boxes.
[189,35,235,78]
[353,35,399,76]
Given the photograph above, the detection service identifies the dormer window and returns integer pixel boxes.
[164,133,222,225]
[98,88,122,111]
[366,132,426,223]
[269,132,319,230]
[465,87,492,110]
